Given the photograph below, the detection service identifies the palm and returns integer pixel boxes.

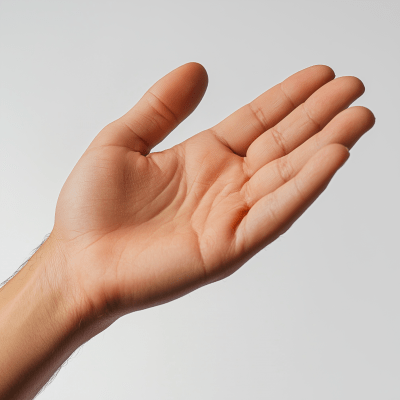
[53,63,374,315]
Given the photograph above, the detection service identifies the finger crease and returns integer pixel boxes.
[148,91,180,126]
[302,103,322,131]
[208,127,240,156]
[270,126,288,156]
[276,157,293,184]
[279,82,296,109]
[248,103,269,132]
[121,120,151,154]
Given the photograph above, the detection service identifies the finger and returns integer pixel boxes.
[244,106,375,204]
[283,106,375,178]
[245,76,365,175]
[89,62,208,154]
[237,144,350,255]
[209,65,335,156]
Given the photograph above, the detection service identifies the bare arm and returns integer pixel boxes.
[0,237,82,399]
[0,62,375,399]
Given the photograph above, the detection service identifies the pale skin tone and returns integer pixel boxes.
[0,62,375,399]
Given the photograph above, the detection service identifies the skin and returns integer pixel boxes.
[0,62,375,399]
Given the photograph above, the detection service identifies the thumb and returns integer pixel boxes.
[91,62,208,154]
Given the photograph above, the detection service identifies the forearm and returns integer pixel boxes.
[0,234,102,400]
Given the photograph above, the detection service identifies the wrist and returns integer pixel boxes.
[0,232,110,400]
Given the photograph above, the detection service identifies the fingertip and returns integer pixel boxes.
[154,61,209,116]
[184,61,209,84]
[352,106,376,129]
[352,76,366,95]
[364,106,376,128]
[338,76,366,96]
[188,61,207,73]
[321,64,335,79]
[310,64,336,80]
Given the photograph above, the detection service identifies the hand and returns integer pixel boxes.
[51,62,374,319]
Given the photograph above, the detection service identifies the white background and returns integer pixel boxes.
[1,1,399,399]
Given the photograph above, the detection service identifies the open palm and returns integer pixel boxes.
[52,63,374,317]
